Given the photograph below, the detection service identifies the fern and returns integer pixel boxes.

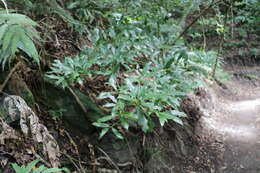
[0,0,8,13]
[12,160,70,173]
[0,11,40,69]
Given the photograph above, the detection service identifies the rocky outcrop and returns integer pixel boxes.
[0,95,60,171]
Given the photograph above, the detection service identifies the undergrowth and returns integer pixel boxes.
[45,0,226,138]
[1,0,259,172]
[1,0,256,139]
[12,160,69,173]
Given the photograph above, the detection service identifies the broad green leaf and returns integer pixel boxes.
[25,160,40,172]
[175,49,188,65]
[97,115,113,122]
[112,128,124,139]
[25,26,40,40]
[92,28,100,43]
[103,103,116,108]
[42,167,66,173]
[0,54,10,69]
[37,167,70,173]
[92,122,110,128]
[120,117,129,130]
[10,27,23,55]
[18,31,39,65]
[172,116,183,125]
[164,56,176,69]
[0,13,38,26]
[137,113,149,132]
[11,163,25,173]
[159,116,167,126]
[158,112,173,126]
[34,165,47,173]
[187,64,208,77]
[2,25,16,51]
[98,92,117,103]
[118,94,132,101]
[170,110,186,117]
[60,168,70,173]
[67,1,80,9]
[123,112,138,119]
[108,74,117,90]
[125,78,135,93]
[99,128,109,139]
[0,23,8,40]
[109,27,116,38]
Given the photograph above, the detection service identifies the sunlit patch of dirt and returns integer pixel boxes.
[195,67,260,173]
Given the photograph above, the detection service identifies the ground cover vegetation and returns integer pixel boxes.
[0,0,259,172]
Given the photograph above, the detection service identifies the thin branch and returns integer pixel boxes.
[34,153,52,168]
[0,62,21,93]
[68,86,89,120]
[64,130,85,172]
[97,147,121,173]
[60,151,82,173]
[173,0,223,44]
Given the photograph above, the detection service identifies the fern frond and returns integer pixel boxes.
[0,0,8,13]
[0,13,38,26]
[0,12,40,69]
[18,30,39,64]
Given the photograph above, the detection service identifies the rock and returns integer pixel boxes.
[98,132,139,168]
[0,72,35,107]
[35,79,104,134]
[0,95,60,167]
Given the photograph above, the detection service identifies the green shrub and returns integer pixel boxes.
[46,0,224,139]
[46,56,94,88]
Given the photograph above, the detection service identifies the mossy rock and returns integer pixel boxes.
[35,79,104,134]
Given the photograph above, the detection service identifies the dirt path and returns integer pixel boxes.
[196,69,260,173]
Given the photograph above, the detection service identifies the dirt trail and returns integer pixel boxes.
[196,67,260,173]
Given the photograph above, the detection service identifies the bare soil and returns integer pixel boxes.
[195,65,260,173]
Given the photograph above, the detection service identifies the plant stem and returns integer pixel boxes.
[0,0,9,13]
[68,86,89,120]
[173,0,223,44]
[0,62,21,93]
[212,3,230,78]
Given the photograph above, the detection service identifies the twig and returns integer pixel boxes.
[68,86,89,120]
[60,151,82,173]
[64,130,85,172]
[34,153,52,168]
[173,0,223,44]
[60,151,88,164]
[97,147,121,173]
[88,144,96,173]
[96,157,132,167]
[124,137,135,167]
[0,62,21,93]
[0,90,9,96]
